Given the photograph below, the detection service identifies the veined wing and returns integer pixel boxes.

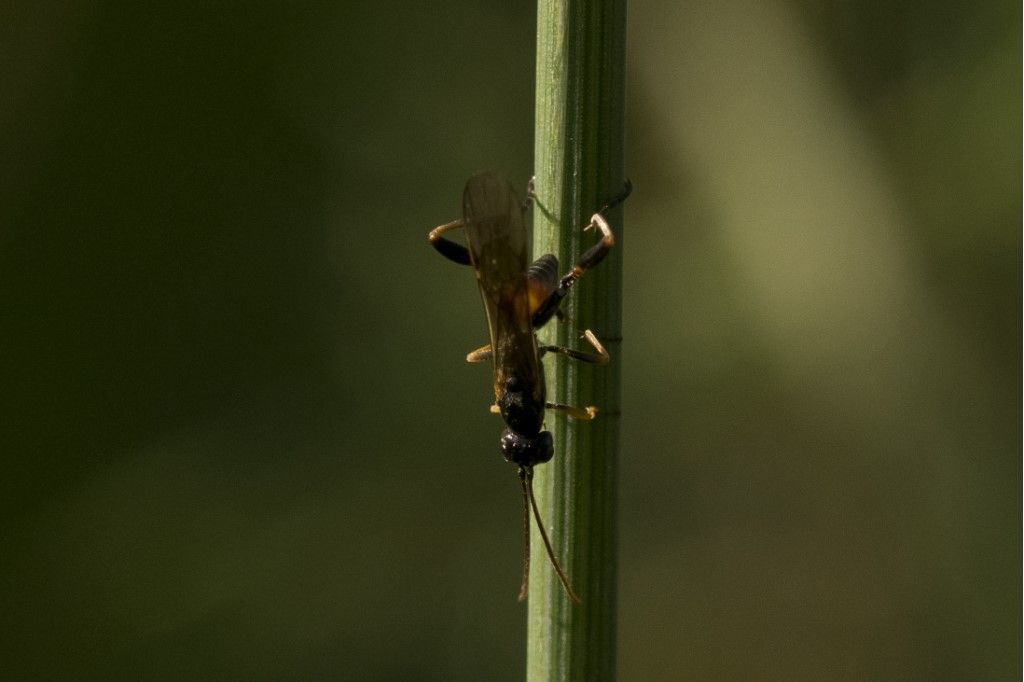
[461,172,542,402]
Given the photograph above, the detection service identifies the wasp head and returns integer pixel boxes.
[500,428,554,468]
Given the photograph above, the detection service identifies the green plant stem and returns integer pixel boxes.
[529,0,627,680]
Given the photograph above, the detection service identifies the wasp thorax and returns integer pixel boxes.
[497,376,544,434]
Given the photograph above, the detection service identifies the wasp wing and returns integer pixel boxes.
[462,172,543,403]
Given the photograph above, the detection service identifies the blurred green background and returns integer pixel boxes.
[1,1,1019,679]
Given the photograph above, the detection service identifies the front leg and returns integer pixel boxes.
[545,402,598,420]
[465,343,492,364]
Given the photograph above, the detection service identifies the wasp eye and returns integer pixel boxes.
[535,431,554,464]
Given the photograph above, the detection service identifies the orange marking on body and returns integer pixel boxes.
[528,277,554,315]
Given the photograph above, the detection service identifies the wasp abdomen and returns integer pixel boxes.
[527,254,559,315]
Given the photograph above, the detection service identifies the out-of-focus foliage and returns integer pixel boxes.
[1,1,1018,679]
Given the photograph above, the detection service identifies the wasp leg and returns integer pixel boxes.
[597,178,633,216]
[546,402,598,420]
[428,219,471,265]
[431,175,537,264]
[532,214,613,326]
[531,180,632,327]
[521,176,536,212]
[539,329,610,365]
[490,404,501,415]
[466,343,492,364]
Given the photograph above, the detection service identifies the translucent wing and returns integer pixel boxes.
[462,172,543,403]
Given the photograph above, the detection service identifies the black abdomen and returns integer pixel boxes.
[527,254,559,289]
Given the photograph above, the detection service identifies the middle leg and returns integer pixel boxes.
[539,329,610,365]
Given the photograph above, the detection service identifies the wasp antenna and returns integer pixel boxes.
[522,467,582,604]
[517,468,532,601]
